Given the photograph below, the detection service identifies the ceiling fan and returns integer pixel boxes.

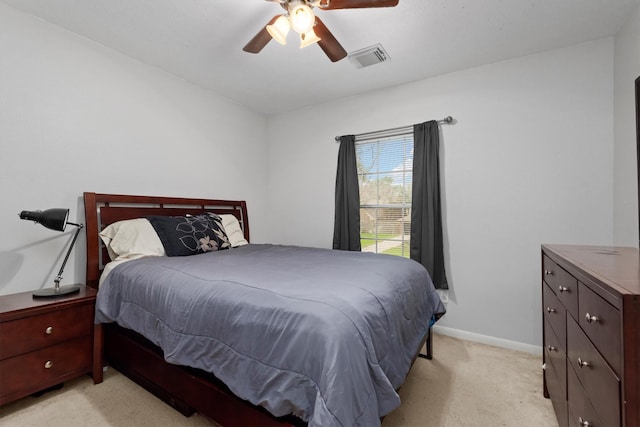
[243,0,399,62]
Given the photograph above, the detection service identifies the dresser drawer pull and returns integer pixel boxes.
[546,345,557,352]
[45,326,53,335]
[578,417,592,426]
[546,307,556,314]
[558,286,569,293]
[584,313,599,323]
[577,358,590,369]
[44,360,53,369]
[544,270,554,276]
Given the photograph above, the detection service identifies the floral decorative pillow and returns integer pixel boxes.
[146,213,230,257]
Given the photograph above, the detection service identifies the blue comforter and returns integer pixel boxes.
[95,244,445,426]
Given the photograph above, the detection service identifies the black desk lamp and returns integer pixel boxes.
[19,208,84,298]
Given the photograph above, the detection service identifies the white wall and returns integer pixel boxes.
[266,39,614,346]
[614,2,640,246]
[0,4,269,296]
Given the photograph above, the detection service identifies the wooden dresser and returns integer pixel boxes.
[0,286,103,406]
[542,244,640,427]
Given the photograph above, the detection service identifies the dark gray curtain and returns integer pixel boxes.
[333,135,361,251]
[410,121,448,289]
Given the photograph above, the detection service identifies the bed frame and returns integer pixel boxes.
[84,192,432,427]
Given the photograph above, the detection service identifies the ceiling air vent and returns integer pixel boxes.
[348,44,389,69]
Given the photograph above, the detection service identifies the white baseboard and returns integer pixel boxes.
[432,325,542,355]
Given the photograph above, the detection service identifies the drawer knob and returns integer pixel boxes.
[546,307,556,314]
[558,286,569,293]
[585,313,599,323]
[578,417,592,426]
[577,358,590,369]
[44,360,53,369]
[45,326,53,335]
[547,345,557,352]
[544,270,554,276]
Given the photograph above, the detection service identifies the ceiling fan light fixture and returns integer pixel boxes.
[267,15,290,45]
[299,29,321,48]
[244,0,399,61]
[289,3,315,34]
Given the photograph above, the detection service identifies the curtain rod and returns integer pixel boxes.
[334,116,454,142]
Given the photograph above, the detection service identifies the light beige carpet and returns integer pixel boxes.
[0,334,558,426]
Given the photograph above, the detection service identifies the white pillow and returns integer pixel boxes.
[99,218,166,261]
[220,214,249,247]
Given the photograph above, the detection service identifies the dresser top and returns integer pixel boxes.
[542,244,640,296]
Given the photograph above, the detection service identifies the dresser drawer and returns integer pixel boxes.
[0,335,92,402]
[545,353,568,427]
[543,283,566,351]
[0,303,93,360]
[578,283,621,376]
[544,318,566,398]
[568,362,603,427]
[543,256,578,318]
[567,316,620,426]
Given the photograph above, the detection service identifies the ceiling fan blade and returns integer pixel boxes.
[314,17,347,62]
[242,15,280,54]
[318,0,399,10]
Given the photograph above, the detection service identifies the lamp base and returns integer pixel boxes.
[33,284,81,298]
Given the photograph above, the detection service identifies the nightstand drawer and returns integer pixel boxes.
[0,335,91,402]
[0,303,93,360]
[543,255,578,319]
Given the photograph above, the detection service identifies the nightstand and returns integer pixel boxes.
[0,286,103,406]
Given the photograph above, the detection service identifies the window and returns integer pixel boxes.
[355,134,413,258]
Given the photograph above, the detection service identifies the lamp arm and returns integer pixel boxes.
[54,223,84,290]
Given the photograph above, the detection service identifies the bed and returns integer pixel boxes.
[84,192,446,427]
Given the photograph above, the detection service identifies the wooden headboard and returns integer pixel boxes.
[83,192,249,289]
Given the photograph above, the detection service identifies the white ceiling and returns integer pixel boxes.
[2,0,637,116]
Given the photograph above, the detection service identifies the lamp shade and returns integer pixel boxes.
[300,29,321,48]
[267,15,290,45]
[19,208,69,232]
[289,3,315,34]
